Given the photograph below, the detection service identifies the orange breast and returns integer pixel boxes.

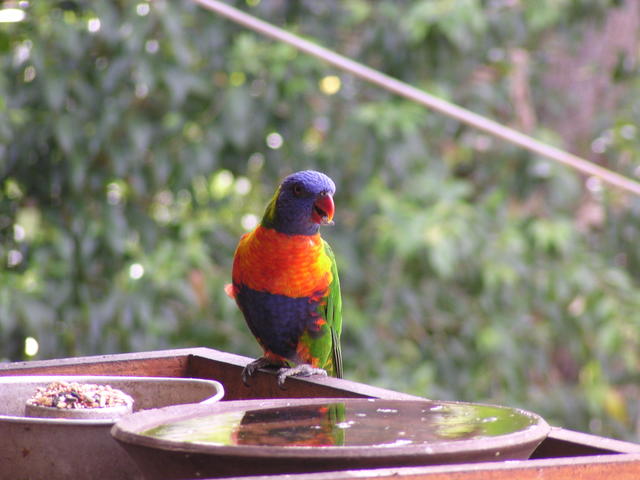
[232,226,332,298]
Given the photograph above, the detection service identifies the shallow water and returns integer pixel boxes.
[142,399,537,448]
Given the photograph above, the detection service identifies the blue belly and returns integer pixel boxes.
[235,284,323,360]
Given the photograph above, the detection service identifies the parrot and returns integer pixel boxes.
[225,170,342,387]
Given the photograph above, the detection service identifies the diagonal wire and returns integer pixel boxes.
[193,0,640,197]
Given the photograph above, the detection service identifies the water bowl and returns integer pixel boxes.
[112,397,550,479]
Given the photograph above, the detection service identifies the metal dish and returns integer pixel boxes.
[0,375,224,479]
[112,397,549,479]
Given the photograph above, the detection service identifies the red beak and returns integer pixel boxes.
[311,193,334,225]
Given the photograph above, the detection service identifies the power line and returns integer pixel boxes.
[193,0,640,197]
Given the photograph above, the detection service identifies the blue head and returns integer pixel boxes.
[262,170,336,236]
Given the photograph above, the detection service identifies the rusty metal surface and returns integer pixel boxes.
[226,454,640,480]
[186,348,425,402]
[0,348,193,378]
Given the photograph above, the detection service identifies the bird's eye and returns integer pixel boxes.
[293,184,303,196]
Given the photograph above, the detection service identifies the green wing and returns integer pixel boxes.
[323,240,343,378]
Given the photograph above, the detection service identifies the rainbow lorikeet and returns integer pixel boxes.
[225,170,342,387]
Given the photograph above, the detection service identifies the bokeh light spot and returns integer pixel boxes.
[0,8,25,23]
[87,18,101,33]
[8,249,23,267]
[129,263,145,280]
[266,132,283,149]
[24,337,39,357]
[235,177,251,195]
[145,39,159,54]
[241,213,259,231]
[136,3,150,16]
[210,170,234,198]
[14,224,26,242]
[23,65,36,82]
[319,75,341,95]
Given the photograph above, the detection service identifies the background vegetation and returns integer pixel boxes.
[2,0,640,440]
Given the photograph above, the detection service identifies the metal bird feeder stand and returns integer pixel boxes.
[2,348,640,479]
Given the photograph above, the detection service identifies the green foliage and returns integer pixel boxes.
[2,0,640,441]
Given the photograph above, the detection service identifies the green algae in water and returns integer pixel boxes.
[141,400,538,448]
[143,411,244,445]
[432,404,536,439]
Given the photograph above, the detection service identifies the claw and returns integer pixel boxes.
[277,364,327,388]
[241,357,272,387]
